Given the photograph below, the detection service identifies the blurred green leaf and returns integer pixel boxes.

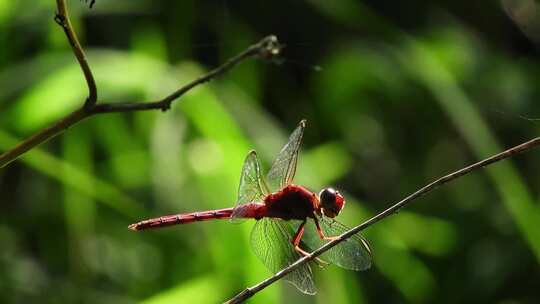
[399,35,540,261]
[385,212,458,256]
[306,0,387,33]
[11,50,168,133]
[62,126,96,278]
[93,115,150,188]
[375,239,436,302]
[141,276,222,304]
[131,24,168,60]
[0,0,14,26]
[0,52,73,103]
[296,141,352,190]
[0,129,143,218]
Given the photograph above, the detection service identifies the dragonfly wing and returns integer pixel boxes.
[250,218,317,295]
[266,120,306,192]
[303,216,372,271]
[231,151,269,220]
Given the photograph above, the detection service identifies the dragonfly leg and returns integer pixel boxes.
[313,216,339,241]
[292,219,329,267]
[292,219,306,248]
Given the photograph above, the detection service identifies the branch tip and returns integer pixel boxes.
[257,35,284,62]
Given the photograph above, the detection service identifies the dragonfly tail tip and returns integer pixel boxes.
[128,224,139,231]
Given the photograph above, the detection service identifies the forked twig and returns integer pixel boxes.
[225,137,540,303]
[0,0,281,168]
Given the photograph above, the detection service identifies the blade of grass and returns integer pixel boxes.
[62,126,95,279]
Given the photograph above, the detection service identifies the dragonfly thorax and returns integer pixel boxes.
[318,188,345,218]
[264,185,318,220]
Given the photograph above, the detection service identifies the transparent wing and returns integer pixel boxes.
[303,216,372,271]
[266,120,306,192]
[250,218,317,295]
[231,151,269,220]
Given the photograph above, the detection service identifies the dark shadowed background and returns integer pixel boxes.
[1,0,540,303]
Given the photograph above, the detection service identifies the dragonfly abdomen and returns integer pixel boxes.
[128,207,234,231]
[231,203,267,220]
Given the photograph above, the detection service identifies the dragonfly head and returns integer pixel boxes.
[318,188,345,218]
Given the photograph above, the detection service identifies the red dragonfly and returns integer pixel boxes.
[129,120,372,294]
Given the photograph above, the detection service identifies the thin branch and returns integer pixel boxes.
[0,2,282,168]
[55,0,97,106]
[93,34,282,113]
[225,137,540,304]
[0,109,91,169]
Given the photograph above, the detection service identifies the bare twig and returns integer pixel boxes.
[93,34,282,113]
[0,2,281,168]
[55,0,97,107]
[225,137,540,304]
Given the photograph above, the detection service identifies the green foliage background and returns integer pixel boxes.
[1,0,540,303]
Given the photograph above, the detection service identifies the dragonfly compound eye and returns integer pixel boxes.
[319,188,345,218]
